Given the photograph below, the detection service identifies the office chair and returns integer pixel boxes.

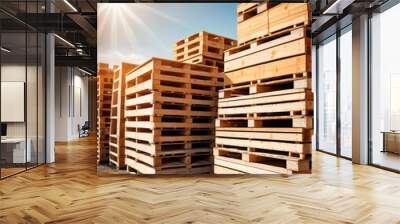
[79,121,90,138]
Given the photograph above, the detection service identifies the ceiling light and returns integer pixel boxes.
[63,0,78,12]
[1,47,11,53]
[323,0,355,15]
[78,67,93,76]
[54,34,75,48]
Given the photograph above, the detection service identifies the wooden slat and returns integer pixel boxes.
[215,130,306,142]
[215,156,288,174]
[224,55,311,85]
[215,137,311,154]
[268,3,310,34]
[226,26,306,60]
[225,38,310,72]
[218,101,313,115]
[219,90,312,108]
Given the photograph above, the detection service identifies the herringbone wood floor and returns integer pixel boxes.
[1,136,400,224]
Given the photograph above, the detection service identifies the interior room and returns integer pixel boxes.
[0,7,46,178]
[0,0,400,223]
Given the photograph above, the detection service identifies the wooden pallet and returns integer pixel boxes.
[215,3,312,175]
[182,54,225,74]
[215,86,313,174]
[214,155,309,175]
[126,156,212,175]
[125,139,213,175]
[225,26,311,73]
[214,126,312,175]
[108,63,137,169]
[124,58,219,174]
[97,63,113,164]
[237,3,310,45]
[224,54,311,86]
[174,31,236,62]
[220,73,311,98]
[217,90,313,124]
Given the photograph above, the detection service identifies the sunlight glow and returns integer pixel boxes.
[98,3,186,65]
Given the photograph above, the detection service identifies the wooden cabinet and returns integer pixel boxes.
[383,132,400,154]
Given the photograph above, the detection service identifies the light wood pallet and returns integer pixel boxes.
[225,26,311,73]
[237,3,311,45]
[108,63,137,169]
[174,31,236,62]
[124,58,220,174]
[182,54,225,73]
[224,53,311,86]
[215,3,312,174]
[215,87,313,174]
[216,62,313,175]
[97,63,113,164]
[215,72,313,174]
[174,31,236,75]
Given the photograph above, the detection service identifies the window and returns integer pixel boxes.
[339,26,352,158]
[317,35,337,154]
[370,3,400,171]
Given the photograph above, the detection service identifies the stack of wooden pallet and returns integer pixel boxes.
[109,63,137,169]
[97,63,113,164]
[124,57,221,174]
[214,3,313,175]
[174,31,237,75]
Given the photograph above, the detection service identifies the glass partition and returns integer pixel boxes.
[0,1,46,179]
[0,31,28,177]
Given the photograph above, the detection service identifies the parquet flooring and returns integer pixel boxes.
[1,136,400,223]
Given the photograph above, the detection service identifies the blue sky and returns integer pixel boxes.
[98,3,237,65]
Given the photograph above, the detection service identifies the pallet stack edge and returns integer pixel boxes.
[97,63,113,164]
[214,2,313,175]
[124,57,220,174]
[109,63,138,169]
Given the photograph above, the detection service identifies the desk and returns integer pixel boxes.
[382,131,400,154]
[1,138,31,163]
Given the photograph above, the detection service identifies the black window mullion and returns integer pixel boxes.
[36,0,39,168]
[336,23,341,157]
[25,0,28,171]
[367,10,373,165]
[315,44,319,151]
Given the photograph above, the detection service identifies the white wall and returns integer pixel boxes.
[55,66,69,141]
[1,65,36,138]
[71,73,89,138]
[54,67,90,141]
